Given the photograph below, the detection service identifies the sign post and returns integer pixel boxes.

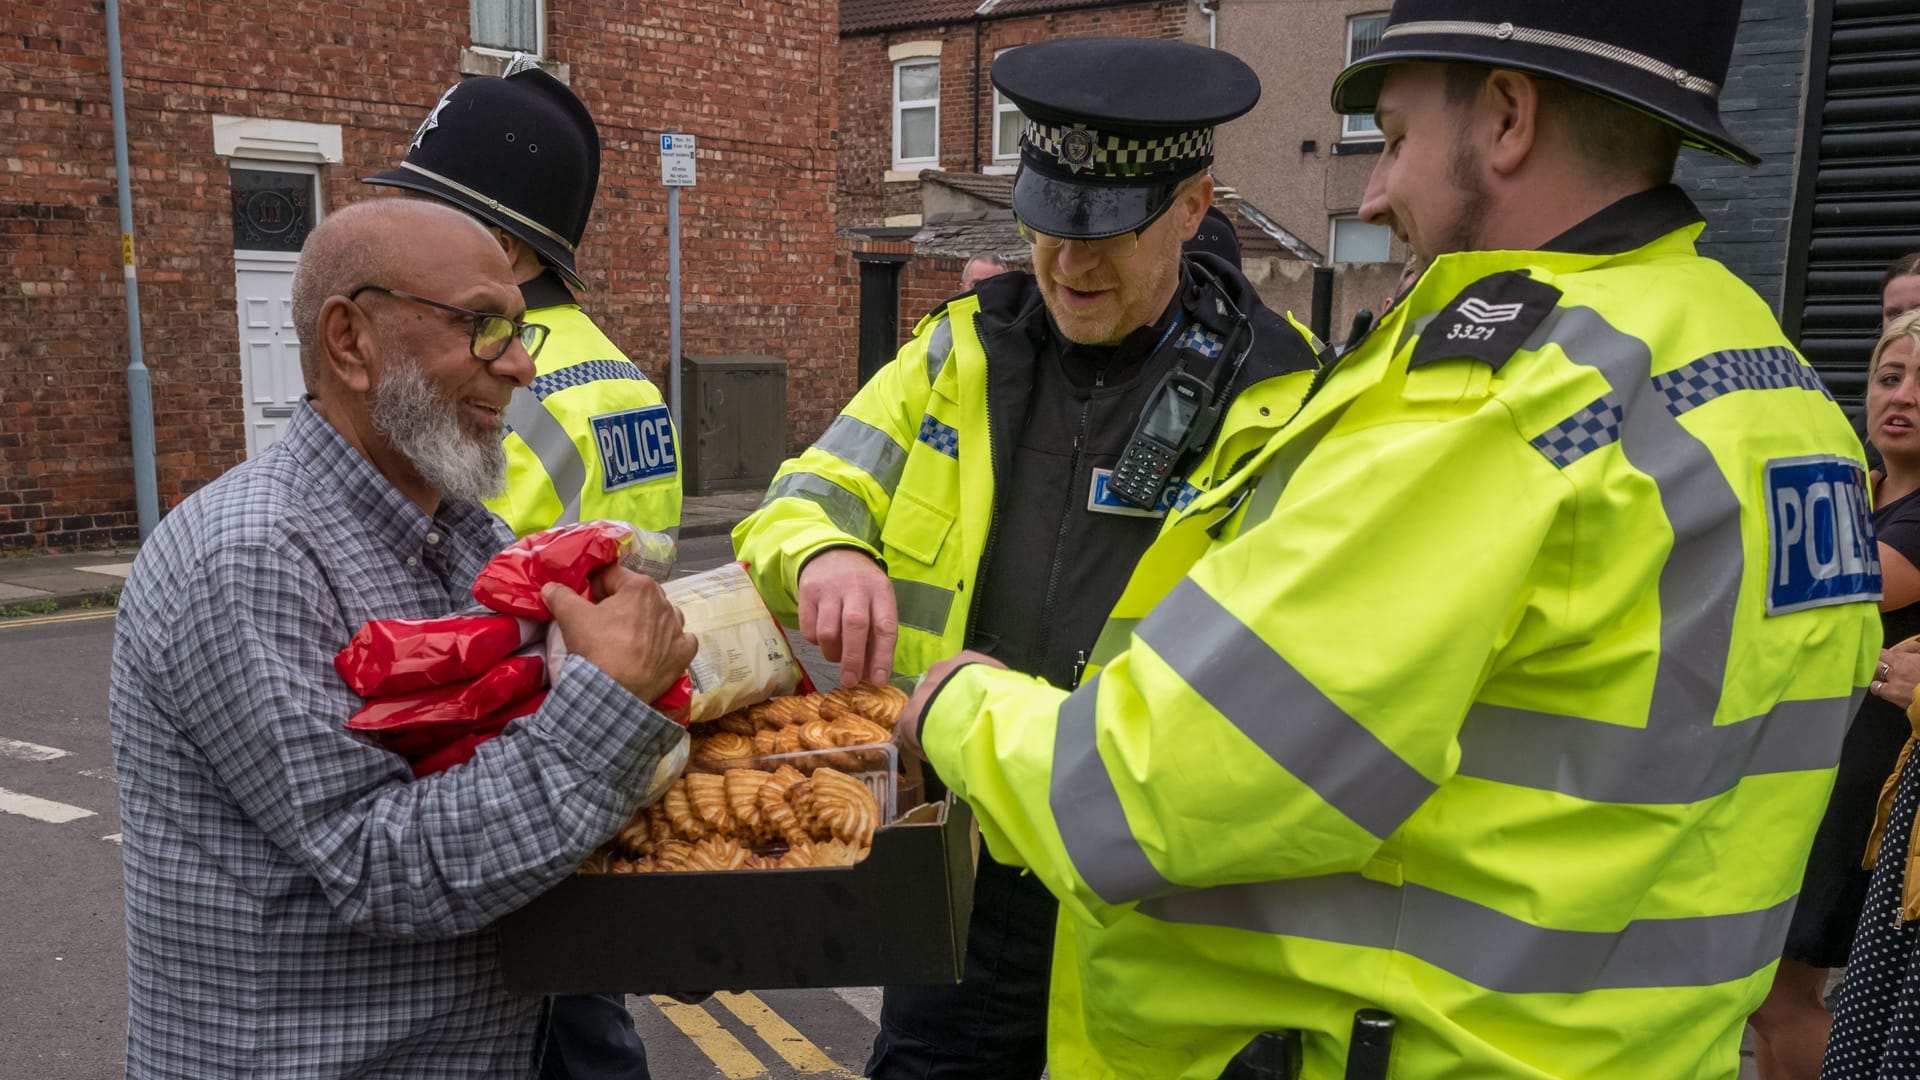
[660,131,696,434]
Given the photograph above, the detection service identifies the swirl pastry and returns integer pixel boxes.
[807,767,881,846]
[662,780,709,841]
[751,695,821,730]
[710,710,759,738]
[615,812,656,856]
[687,835,750,871]
[758,766,812,847]
[820,683,909,730]
[685,771,735,834]
[812,838,866,867]
[651,839,697,872]
[692,731,757,765]
[725,769,774,836]
[753,726,805,757]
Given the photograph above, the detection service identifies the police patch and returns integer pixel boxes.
[590,405,678,490]
[1765,455,1880,615]
[1409,271,1563,373]
[1088,468,1183,518]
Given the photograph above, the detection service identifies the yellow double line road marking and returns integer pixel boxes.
[649,992,856,1078]
[0,609,116,631]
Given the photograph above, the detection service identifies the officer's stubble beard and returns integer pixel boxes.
[1434,114,1493,260]
[367,348,510,505]
[1041,210,1185,347]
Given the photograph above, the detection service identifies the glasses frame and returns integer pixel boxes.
[1016,220,1142,259]
[347,284,549,362]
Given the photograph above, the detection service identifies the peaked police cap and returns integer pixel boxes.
[993,38,1260,241]
[1331,0,1757,166]
[365,66,600,290]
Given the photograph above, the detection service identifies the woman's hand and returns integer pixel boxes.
[1871,638,1920,711]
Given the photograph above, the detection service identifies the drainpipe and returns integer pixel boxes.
[1194,0,1218,49]
[106,0,160,540]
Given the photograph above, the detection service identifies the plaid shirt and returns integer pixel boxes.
[109,405,683,1079]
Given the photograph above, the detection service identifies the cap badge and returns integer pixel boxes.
[410,85,458,151]
[1058,127,1097,174]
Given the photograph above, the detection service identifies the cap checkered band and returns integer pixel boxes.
[917,414,960,459]
[1022,119,1214,179]
[1174,323,1228,360]
[1531,395,1625,470]
[530,359,649,402]
[1652,346,1830,417]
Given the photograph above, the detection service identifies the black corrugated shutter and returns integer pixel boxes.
[1781,0,1920,406]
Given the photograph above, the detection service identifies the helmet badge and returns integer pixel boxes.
[1058,127,1096,174]
[410,85,459,151]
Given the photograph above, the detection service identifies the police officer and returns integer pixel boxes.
[731,38,1319,1080]
[367,63,683,544]
[365,62,677,1080]
[889,3,1884,1077]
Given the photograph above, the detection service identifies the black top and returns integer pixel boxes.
[1878,487,1920,648]
[958,254,1316,690]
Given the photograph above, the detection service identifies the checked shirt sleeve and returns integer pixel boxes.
[163,535,682,941]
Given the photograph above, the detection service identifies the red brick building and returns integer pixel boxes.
[2,1,852,552]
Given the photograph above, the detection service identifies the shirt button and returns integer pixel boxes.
[426,532,441,545]
[405,556,419,567]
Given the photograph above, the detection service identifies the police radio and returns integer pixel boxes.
[1107,270,1252,510]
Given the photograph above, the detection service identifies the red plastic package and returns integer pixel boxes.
[471,521,635,619]
[333,613,536,698]
[345,654,547,756]
[409,692,547,778]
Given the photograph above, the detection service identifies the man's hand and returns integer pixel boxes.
[797,549,899,687]
[896,649,1006,759]
[544,567,697,704]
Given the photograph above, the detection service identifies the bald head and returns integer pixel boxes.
[290,199,502,387]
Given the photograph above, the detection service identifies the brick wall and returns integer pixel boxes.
[0,0,852,552]
[898,254,970,340]
[1672,0,1808,314]
[838,1,1192,228]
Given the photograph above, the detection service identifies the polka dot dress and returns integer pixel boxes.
[1823,749,1920,1078]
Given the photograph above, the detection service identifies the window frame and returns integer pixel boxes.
[1329,213,1392,264]
[1342,13,1389,140]
[469,0,545,59]
[991,49,1023,167]
[893,57,941,170]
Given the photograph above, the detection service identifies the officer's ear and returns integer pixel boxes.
[1175,174,1216,242]
[1481,69,1543,178]
[317,294,376,395]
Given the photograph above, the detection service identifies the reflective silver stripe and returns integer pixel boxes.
[926,318,954,383]
[1139,579,1437,839]
[762,473,879,546]
[503,386,587,526]
[1051,673,1180,905]
[813,416,908,496]
[1383,20,1722,97]
[1535,307,1741,733]
[1085,617,1138,669]
[1458,692,1861,804]
[1140,875,1792,994]
[890,578,955,635]
[398,161,577,253]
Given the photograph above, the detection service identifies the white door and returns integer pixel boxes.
[230,163,321,456]
[236,252,303,455]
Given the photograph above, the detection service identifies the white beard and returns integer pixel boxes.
[368,351,508,504]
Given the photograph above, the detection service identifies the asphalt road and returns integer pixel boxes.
[0,532,888,1080]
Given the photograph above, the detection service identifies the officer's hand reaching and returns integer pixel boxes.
[896,649,1005,758]
[543,566,698,706]
[796,548,899,688]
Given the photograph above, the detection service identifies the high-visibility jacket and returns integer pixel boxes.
[919,200,1883,1078]
[486,301,683,538]
[733,279,1316,682]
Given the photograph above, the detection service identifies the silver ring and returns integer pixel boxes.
[1882,661,1892,681]
[1873,679,1885,697]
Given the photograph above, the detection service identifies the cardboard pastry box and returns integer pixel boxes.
[498,796,976,995]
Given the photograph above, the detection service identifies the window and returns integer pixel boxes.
[1331,215,1391,264]
[472,0,541,55]
[992,50,1024,164]
[894,59,940,169]
[1343,14,1388,139]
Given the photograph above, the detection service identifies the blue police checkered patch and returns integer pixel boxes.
[918,415,960,459]
[590,404,678,490]
[1765,455,1880,615]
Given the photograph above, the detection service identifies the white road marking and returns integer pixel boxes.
[77,768,117,782]
[834,987,882,1025]
[102,833,122,844]
[0,786,96,824]
[75,562,135,579]
[0,738,72,763]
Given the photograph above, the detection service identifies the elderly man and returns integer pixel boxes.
[734,37,1319,1080]
[958,251,1013,291]
[889,2,1882,1077]
[109,199,695,1080]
